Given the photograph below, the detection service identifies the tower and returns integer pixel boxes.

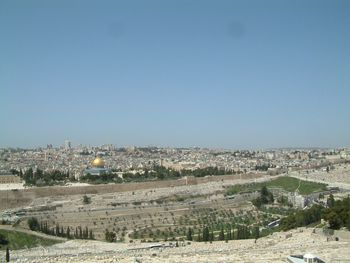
[64,140,71,150]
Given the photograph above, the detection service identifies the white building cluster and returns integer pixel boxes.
[0,143,349,180]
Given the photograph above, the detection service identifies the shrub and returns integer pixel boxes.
[0,233,8,245]
[83,195,91,204]
[27,217,40,231]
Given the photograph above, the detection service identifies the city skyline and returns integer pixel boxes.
[1,0,350,149]
[0,140,348,151]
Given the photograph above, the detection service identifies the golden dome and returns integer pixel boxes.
[92,157,105,168]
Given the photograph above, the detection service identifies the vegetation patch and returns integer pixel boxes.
[266,176,327,195]
[251,186,274,208]
[28,218,95,240]
[227,176,327,196]
[280,196,350,231]
[0,229,62,250]
[130,205,278,243]
[160,194,205,203]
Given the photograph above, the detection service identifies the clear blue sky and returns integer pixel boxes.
[1,0,349,149]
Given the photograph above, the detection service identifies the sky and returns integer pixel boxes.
[1,0,349,149]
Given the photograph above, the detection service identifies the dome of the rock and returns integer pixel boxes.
[92,157,105,168]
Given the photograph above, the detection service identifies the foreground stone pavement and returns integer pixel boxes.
[1,228,349,263]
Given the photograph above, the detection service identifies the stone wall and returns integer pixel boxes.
[0,174,21,184]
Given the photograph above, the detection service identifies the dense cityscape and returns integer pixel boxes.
[1,142,349,182]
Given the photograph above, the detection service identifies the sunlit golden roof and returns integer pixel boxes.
[92,157,105,168]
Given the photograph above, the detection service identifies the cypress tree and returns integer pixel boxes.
[89,229,94,240]
[242,226,247,239]
[56,224,60,236]
[6,247,10,262]
[247,226,251,239]
[67,227,71,239]
[237,226,242,240]
[219,227,225,241]
[202,226,210,242]
[196,230,202,242]
[209,230,214,242]
[227,225,232,240]
[43,222,48,234]
[186,228,193,241]
[253,226,260,239]
[85,227,89,239]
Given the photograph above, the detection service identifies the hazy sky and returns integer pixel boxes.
[1,0,349,149]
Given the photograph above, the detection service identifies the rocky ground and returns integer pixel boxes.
[1,228,349,263]
[11,176,267,240]
[2,165,350,262]
[290,163,350,191]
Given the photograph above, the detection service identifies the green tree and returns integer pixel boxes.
[252,197,262,208]
[327,194,335,208]
[10,168,19,175]
[6,247,10,262]
[186,228,193,241]
[196,230,202,242]
[209,230,214,242]
[24,168,34,185]
[28,217,40,231]
[219,227,225,241]
[226,226,232,241]
[202,226,210,242]
[325,211,342,229]
[84,227,89,239]
[55,224,60,236]
[66,227,71,239]
[252,226,260,239]
[89,229,94,240]
[0,233,8,245]
[105,229,116,242]
[61,226,64,237]
[261,186,269,197]
[253,186,274,208]
[281,204,324,231]
[237,225,248,239]
[83,195,91,205]
[236,226,240,239]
